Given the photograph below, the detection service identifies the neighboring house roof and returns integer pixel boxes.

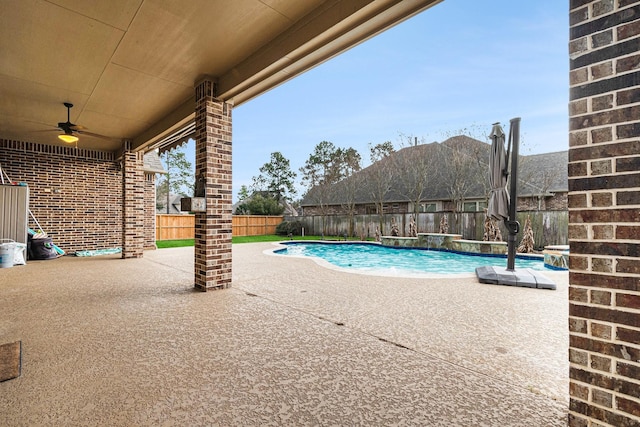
[517,151,568,196]
[157,193,186,214]
[300,136,568,207]
[143,151,167,174]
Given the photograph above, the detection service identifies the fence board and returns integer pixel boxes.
[288,211,568,249]
[155,215,283,240]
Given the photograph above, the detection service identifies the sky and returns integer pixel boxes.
[179,0,568,202]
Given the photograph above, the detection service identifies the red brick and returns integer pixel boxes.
[616,293,640,309]
[618,190,640,205]
[617,53,640,73]
[569,366,614,391]
[616,156,640,172]
[591,192,612,207]
[617,396,640,418]
[616,258,640,274]
[570,381,590,400]
[570,131,588,147]
[570,304,640,328]
[570,106,640,131]
[591,289,612,305]
[570,99,589,115]
[616,226,640,240]
[569,224,589,239]
[570,348,589,366]
[590,322,611,339]
[592,95,613,112]
[592,0,614,17]
[616,327,639,345]
[568,413,588,427]
[570,256,589,270]
[591,127,612,142]
[570,287,590,302]
[569,162,588,178]
[591,389,612,408]
[617,362,640,382]
[617,19,640,40]
[568,193,588,207]
[590,354,611,372]
[617,88,640,110]
[570,317,588,333]
[590,159,611,175]
[592,225,613,239]
[570,272,639,291]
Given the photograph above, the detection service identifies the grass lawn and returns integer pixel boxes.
[156,235,366,248]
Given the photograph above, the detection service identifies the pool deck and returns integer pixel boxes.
[0,243,569,426]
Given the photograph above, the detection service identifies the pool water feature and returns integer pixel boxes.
[274,242,546,276]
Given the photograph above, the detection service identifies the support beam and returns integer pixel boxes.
[193,78,233,291]
[121,142,145,258]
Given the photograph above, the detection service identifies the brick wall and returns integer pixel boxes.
[0,140,123,253]
[568,1,640,426]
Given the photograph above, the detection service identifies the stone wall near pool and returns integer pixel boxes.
[380,233,508,255]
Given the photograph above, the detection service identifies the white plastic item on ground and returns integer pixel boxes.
[0,239,16,268]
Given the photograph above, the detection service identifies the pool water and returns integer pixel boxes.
[275,242,546,275]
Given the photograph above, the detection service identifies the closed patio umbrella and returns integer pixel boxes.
[487,123,509,221]
[475,118,556,290]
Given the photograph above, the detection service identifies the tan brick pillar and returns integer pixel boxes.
[122,144,145,258]
[568,1,640,426]
[193,78,233,291]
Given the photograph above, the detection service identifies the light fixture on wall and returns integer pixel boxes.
[58,131,78,143]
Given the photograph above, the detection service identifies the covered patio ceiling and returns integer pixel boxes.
[0,0,442,154]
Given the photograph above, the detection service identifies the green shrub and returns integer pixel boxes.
[276,220,304,236]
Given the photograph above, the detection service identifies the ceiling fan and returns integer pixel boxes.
[52,102,113,143]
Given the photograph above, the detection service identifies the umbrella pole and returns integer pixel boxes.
[506,117,521,271]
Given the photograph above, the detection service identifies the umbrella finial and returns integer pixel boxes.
[489,123,505,140]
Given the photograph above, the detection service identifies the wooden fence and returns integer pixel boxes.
[232,215,283,237]
[155,214,283,240]
[156,215,195,240]
[289,211,569,249]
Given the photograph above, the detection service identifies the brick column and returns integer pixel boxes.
[568,1,640,426]
[143,172,157,250]
[193,78,233,291]
[122,146,145,258]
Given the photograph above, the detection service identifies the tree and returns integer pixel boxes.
[252,152,297,202]
[237,185,250,203]
[436,136,488,233]
[236,194,285,215]
[156,147,193,213]
[518,156,564,210]
[367,141,396,234]
[300,141,361,236]
[393,135,437,234]
[337,147,362,237]
[369,141,395,162]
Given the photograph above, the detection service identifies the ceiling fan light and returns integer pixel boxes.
[58,133,78,143]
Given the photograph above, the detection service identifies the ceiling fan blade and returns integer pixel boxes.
[78,130,118,141]
[69,124,86,131]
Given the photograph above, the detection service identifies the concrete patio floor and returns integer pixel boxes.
[0,243,569,426]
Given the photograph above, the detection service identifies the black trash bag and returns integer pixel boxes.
[28,237,58,260]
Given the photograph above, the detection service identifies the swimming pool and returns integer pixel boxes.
[274,241,546,276]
